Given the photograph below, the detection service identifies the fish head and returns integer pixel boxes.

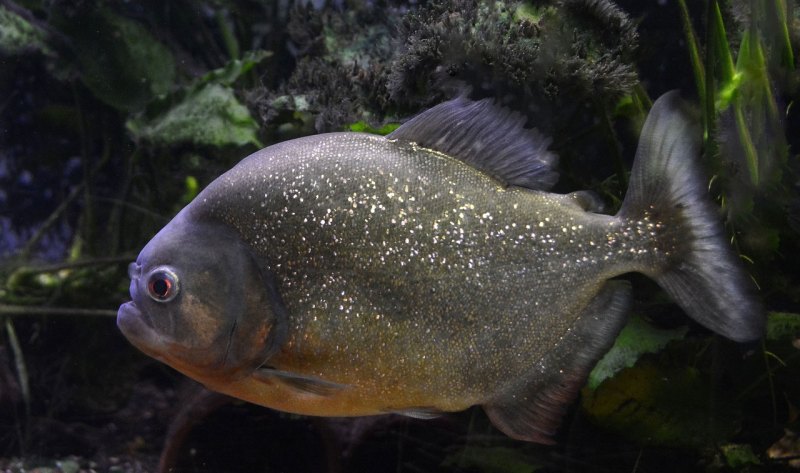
[117,211,283,383]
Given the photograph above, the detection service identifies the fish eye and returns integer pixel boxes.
[146,267,180,302]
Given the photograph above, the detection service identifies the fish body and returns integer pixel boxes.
[118,93,763,443]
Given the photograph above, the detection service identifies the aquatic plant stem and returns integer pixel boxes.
[4,316,30,452]
[733,102,760,185]
[105,149,139,256]
[9,255,134,274]
[763,343,781,427]
[0,305,117,317]
[595,98,628,190]
[774,0,795,69]
[19,146,110,260]
[19,180,86,260]
[703,0,720,162]
[216,9,240,60]
[677,0,706,104]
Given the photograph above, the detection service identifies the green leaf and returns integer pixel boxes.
[765,312,800,342]
[721,444,761,468]
[126,50,271,148]
[773,0,795,69]
[196,50,272,88]
[347,120,400,135]
[582,359,740,448]
[723,29,765,186]
[587,316,687,390]
[710,0,735,84]
[181,176,200,204]
[0,5,52,56]
[63,9,175,111]
[127,83,261,148]
[676,0,705,104]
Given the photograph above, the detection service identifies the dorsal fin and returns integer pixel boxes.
[387,97,559,190]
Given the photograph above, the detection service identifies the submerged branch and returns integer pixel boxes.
[12,256,135,274]
[0,305,118,318]
[19,136,112,260]
[3,316,31,453]
[19,180,87,260]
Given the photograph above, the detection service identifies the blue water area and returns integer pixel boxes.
[0,151,81,261]
[0,53,89,262]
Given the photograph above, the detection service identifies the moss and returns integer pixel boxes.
[254,2,397,133]
[254,0,640,145]
[387,0,638,106]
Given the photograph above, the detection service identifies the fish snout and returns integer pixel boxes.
[127,262,142,280]
[127,262,143,302]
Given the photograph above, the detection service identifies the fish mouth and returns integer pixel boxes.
[117,301,238,380]
[117,301,167,359]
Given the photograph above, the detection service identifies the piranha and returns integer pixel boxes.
[117,91,763,443]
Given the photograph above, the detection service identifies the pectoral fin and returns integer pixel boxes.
[254,368,349,397]
[385,406,445,419]
[483,280,631,444]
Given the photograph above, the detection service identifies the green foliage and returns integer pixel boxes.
[3,263,125,309]
[678,0,792,234]
[583,357,741,448]
[587,315,687,390]
[677,0,705,104]
[582,310,800,451]
[721,444,761,468]
[58,9,176,112]
[127,50,270,148]
[181,176,200,205]
[198,50,272,88]
[347,120,400,135]
[765,312,800,342]
[127,83,261,148]
[0,5,51,56]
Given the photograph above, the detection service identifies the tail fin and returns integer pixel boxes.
[618,91,764,342]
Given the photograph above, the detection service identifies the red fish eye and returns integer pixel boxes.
[146,268,179,302]
[150,277,171,297]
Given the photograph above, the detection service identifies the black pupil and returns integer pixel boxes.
[152,277,170,297]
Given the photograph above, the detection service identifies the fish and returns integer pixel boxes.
[117,91,764,444]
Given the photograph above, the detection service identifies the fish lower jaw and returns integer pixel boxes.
[117,302,173,361]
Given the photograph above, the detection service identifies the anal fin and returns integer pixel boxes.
[483,280,631,444]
